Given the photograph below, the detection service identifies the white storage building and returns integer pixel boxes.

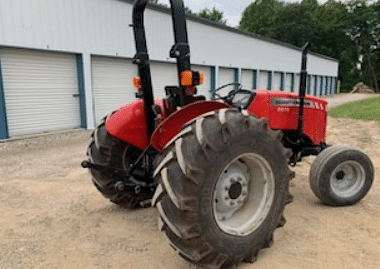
[0,0,339,140]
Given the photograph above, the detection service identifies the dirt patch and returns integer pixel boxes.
[1,107,380,268]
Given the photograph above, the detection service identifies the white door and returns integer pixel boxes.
[241,69,252,89]
[193,64,212,99]
[273,72,282,90]
[91,56,137,124]
[150,61,178,99]
[1,48,81,137]
[294,74,301,94]
[284,73,292,92]
[259,70,269,89]
[218,67,235,97]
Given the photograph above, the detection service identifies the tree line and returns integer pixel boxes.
[239,0,380,93]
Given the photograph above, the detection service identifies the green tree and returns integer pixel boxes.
[197,7,227,25]
[239,0,283,37]
[346,0,379,91]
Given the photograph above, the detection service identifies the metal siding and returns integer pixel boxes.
[280,72,284,90]
[329,77,333,95]
[332,78,337,94]
[91,56,137,124]
[307,75,311,94]
[210,66,216,98]
[192,64,212,99]
[0,49,9,140]
[1,48,81,136]
[76,54,87,128]
[241,69,252,89]
[313,75,318,96]
[0,0,338,78]
[320,76,324,96]
[252,70,257,89]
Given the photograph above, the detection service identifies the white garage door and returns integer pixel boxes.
[1,48,81,137]
[150,61,178,100]
[284,73,292,92]
[91,56,137,124]
[218,67,235,97]
[193,64,212,99]
[258,70,269,89]
[309,75,316,95]
[273,72,282,90]
[294,74,301,94]
[241,69,252,89]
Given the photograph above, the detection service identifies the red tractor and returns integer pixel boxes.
[82,0,374,268]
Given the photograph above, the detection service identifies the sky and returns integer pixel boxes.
[160,0,329,27]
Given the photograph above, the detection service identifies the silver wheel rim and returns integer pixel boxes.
[330,160,366,198]
[213,153,275,236]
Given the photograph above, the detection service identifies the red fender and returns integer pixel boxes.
[105,100,165,150]
[151,100,231,152]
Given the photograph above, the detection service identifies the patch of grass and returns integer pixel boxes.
[328,97,380,121]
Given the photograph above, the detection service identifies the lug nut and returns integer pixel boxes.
[115,181,125,191]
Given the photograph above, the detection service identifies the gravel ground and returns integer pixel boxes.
[324,93,380,110]
[1,93,379,269]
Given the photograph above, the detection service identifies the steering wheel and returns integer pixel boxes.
[213,83,242,103]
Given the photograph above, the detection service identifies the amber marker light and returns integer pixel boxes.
[180,70,193,86]
[180,71,205,86]
[198,71,204,85]
[133,76,142,91]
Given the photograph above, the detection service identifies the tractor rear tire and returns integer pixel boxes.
[152,109,294,268]
[309,144,373,206]
[86,121,154,209]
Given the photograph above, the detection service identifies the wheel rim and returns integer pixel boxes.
[330,160,366,198]
[213,153,275,236]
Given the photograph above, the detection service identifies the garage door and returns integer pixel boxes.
[150,61,178,100]
[193,64,212,99]
[284,73,292,92]
[273,72,282,90]
[1,48,81,137]
[258,70,269,89]
[218,67,235,97]
[294,74,300,94]
[91,56,137,124]
[241,69,252,89]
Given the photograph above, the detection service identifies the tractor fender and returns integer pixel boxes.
[151,100,231,152]
[105,99,165,150]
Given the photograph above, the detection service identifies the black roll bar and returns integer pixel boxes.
[297,42,311,140]
[132,0,192,138]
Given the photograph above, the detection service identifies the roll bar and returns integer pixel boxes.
[132,0,192,136]
[297,42,311,141]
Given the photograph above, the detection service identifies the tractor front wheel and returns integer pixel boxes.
[153,109,293,268]
[309,144,374,206]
